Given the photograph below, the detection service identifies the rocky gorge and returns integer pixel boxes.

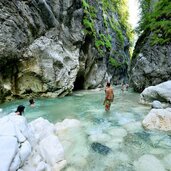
[0,0,130,103]
[130,0,171,92]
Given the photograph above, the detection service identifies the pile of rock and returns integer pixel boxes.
[141,81,171,132]
[0,114,82,171]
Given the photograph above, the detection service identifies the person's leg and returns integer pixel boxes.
[105,100,110,111]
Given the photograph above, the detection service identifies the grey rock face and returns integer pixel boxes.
[130,35,171,92]
[0,0,130,102]
[0,0,83,101]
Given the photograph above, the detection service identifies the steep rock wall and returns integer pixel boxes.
[0,0,130,102]
[130,0,171,92]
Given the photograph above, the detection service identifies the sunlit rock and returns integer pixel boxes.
[140,81,171,104]
[0,115,67,171]
[0,136,18,171]
[39,134,64,165]
[134,154,165,171]
[0,115,32,171]
[142,108,171,131]
[29,117,55,142]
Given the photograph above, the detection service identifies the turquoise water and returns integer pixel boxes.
[0,87,171,171]
[0,87,148,123]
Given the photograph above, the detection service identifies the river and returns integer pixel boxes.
[0,87,171,171]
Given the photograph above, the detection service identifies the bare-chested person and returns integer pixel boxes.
[103,82,114,111]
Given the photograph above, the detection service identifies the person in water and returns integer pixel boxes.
[15,105,25,116]
[29,99,35,107]
[103,82,114,111]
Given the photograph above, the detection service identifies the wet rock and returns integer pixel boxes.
[142,108,171,131]
[123,121,143,133]
[123,133,151,159]
[140,81,171,104]
[134,154,165,171]
[162,153,171,170]
[107,127,127,138]
[88,133,111,144]
[91,142,112,155]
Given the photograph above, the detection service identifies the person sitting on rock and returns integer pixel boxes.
[15,105,25,116]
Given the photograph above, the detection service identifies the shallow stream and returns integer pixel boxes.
[0,87,171,171]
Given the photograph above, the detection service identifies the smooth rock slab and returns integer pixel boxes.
[39,134,64,166]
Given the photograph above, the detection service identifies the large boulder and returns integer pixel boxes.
[142,108,171,131]
[0,115,68,171]
[140,81,171,104]
[0,115,32,171]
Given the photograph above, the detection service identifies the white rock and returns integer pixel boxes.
[0,136,18,171]
[53,160,67,171]
[32,153,42,166]
[55,119,81,132]
[39,135,64,165]
[142,108,171,131]
[134,154,165,171]
[36,161,48,171]
[0,119,16,137]
[140,80,171,104]
[9,153,20,171]
[29,117,55,142]
[19,140,32,164]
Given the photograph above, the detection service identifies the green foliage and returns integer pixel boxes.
[109,17,124,46]
[138,0,171,45]
[83,18,94,32]
[82,0,89,8]
[109,57,121,68]
[82,0,133,57]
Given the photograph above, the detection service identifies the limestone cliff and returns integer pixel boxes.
[130,0,171,92]
[0,0,130,102]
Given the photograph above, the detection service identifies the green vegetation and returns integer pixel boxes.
[82,0,133,55]
[138,0,171,45]
[109,57,121,68]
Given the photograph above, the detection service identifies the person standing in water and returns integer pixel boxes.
[15,105,25,116]
[103,82,114,111]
